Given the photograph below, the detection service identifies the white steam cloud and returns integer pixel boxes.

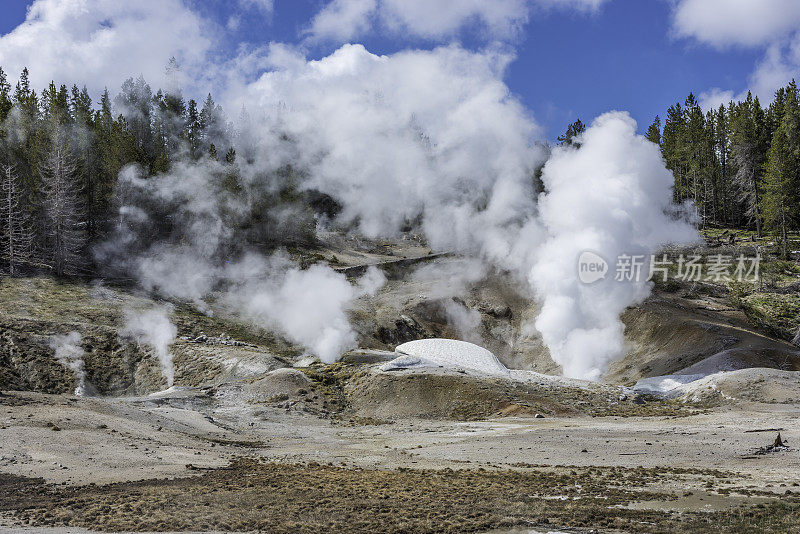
[99,42,696,380]
[443,299,483,345]
[49,331,89,396]
[224,258,385,363]
[121,306,178,387]
[232,45,698,378]
[238,44,543,255]
[411,258,490,300]
[531,113,698,379]
[99,157,387,363]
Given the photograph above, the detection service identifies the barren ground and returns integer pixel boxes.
[1,387,800,533]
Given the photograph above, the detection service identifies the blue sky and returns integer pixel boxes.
[0,0,785,139]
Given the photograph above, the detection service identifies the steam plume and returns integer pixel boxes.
[531,113,698,379]
[443,299,483,344]
[223,258,385,362]
[121,306,178,387]
[49,331,89,396]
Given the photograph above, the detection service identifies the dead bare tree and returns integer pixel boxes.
[0,163,34,275]
[41,127,86,277]
[731,139,763,238]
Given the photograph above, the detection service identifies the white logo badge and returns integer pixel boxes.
[577,251,608,284]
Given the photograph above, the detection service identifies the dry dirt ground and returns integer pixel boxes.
[1,385,800,533]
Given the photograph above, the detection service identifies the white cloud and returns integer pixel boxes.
[672,0,800,48]
[748,36,800,99]
[305,0,377,43]
[305,0,608,43]
[227,15,242,31]
[0,0,212,95]
[673,0,800,106]
[697,87,735,112]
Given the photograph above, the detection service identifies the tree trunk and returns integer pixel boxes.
[781,207,788,260]
[5,171,14,276]
[751,171,762,238]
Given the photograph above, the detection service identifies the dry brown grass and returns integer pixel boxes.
[2,458,798,533]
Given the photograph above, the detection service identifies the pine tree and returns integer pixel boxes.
[200,93,227,150]
[704,109,719,224]
[713,105,730,225]
[200,94,213,142]
[70,85,93,124]
[95,88,137,215]
[70,85,96,238]
[156,85,186,157]
[0,164,33,275]
[41,82,70,124]
[14,68,34,112]
[766,86,788,141]
[557,119,585,147]
[662,102,687,203]
[41,127,86,276]
[762,81,800,259]
[116,76,154,162]
[730,92,767,237]
[0,67,12,127]
[646,115,661,146]
[186,98,200,158]
[683,93,714,224]
[10,68,44,223]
